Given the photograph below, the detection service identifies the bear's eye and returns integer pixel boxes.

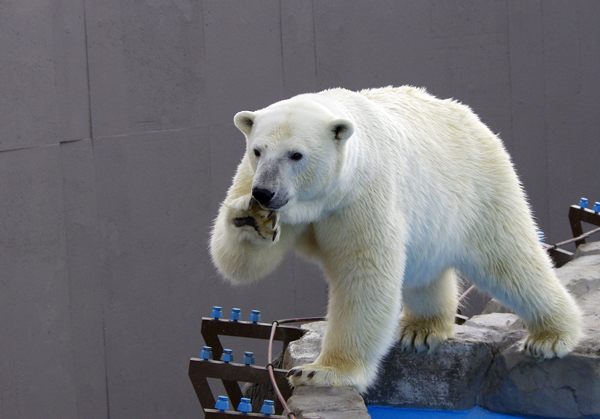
[290,152,303,161]
[253,148,261,158]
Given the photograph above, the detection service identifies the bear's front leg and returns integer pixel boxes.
[211,192,304,283]
[287,270,402,392]
[399,268,458,353]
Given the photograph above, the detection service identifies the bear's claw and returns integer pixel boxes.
[286,368,305,378]
[230,196,280,244]
[523,333,573,360]
[285,363,365,390]
[398,319,450,354]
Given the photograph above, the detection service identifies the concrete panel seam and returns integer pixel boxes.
[0,141,87,154]
[311,0,318,86]
[278,0,285,96]
[82,0,94,140]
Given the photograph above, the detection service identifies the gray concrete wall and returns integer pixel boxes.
[0,1,598,418]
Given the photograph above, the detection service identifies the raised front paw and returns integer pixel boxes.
[286,363,359,389]
[231,197,280,245]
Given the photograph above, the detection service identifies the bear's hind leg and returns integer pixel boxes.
[467,239,583,360]
[399,268,458,353]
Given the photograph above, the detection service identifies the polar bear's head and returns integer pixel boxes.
[234,96,354,217]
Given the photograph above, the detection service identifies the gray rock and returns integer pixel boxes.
[481,298,515,315]
[556,254,600,295]
[283,321,325,369]
[363,339,493,410]
[479,345,600,419]
[464,313,525,332]
[288,386,370,419]
[363,325,525,410]
[574,242,600,258]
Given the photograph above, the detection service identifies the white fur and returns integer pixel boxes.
[210,86,583,392]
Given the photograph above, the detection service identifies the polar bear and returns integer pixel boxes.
[210,86,582,392]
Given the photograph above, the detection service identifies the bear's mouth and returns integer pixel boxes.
[258,198,289,211]
[252,196,289,211]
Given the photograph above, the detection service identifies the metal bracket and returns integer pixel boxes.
[569,205,600,248]
[189,317,305,417]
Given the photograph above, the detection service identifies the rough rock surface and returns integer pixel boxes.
[574,241,600,258]
[287,386,370,419]
[481,298,515,315]
[363,321,525,410]
[285,242,600,419]
[479,345,600,418]
[283,321,325,368]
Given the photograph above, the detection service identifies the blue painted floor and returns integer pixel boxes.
[368,406,524,419]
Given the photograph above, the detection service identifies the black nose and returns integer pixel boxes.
[252,188,275,207]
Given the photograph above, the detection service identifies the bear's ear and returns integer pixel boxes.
[234,111,256,136]
[329,118,354,142]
